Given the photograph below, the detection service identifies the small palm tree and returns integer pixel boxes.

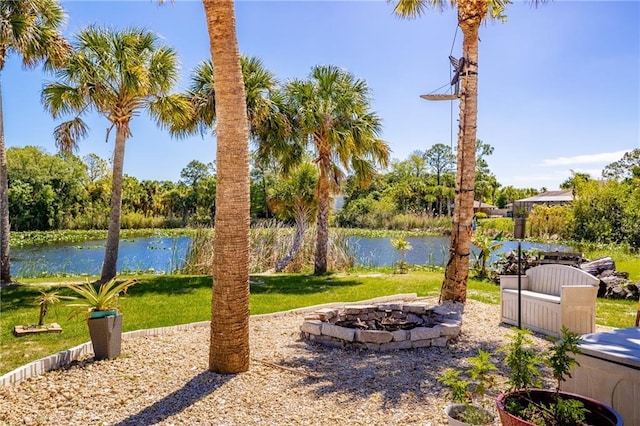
[268,161,318,272]
[35,289,73,326]
[285,65,390,275]
[0,0,70,284]
[391,236,413,274]
[42,25,192,283]
[471,231,504,279]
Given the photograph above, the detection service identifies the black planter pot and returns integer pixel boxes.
[496,389,623,426]
[87,313,123,360]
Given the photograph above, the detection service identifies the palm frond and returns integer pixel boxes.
[53,117,88,154]
[149,93,196,135]
[392,0,447,18]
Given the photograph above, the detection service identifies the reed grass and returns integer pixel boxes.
[180,222,354,275]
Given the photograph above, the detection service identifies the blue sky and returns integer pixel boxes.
[4,0,639,190]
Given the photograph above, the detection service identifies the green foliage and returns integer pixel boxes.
[502,327,588,425]
[471,231,503,278]
[527,204,573,240]
[35,289,74,326]
[9,228,193,248]
[439,350,497,425]
[622,186,640,248]
[66,278,137,316]
[7,147,89,231]
[390,236,412,274]
[547,328,582,388]
[474,212,487,220]
[478,217,513,234]
[602,148,640,181]
[571,179,638,246]
[495,186,539,209]
[501,328,544,391]
[267,161,318,222]
[560,170,592,190]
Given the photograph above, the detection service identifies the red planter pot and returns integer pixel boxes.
[496,389,623,426]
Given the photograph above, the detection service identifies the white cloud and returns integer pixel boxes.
[541,150,630,167]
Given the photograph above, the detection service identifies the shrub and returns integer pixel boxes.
[527,205,573,240]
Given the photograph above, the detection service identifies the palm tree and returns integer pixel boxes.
[393,0,534,302]
[168,55,286,143]
[42,26,191,283]
[202,0,251,374]
[285,65,390,275]
[268,161,318,272]
[0,0,70,284]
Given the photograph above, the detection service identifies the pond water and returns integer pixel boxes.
[9,235,572,277]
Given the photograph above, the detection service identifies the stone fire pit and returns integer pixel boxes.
[300,297,462,351]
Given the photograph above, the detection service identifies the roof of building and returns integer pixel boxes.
[515,189,574,203]
[473,200,497,209]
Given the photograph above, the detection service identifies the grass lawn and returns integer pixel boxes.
[2,270,638,377]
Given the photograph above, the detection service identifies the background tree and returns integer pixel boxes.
[571,180,626,244]
[0,0,70,283]
[268,161,318,272]
[285,65,390,274]
[424,143,455,215]
[560,170,593,192]
[42,25,191,282]
[602,148,640,181]
[83,153,110,182]
[179,160,216,224]
[394,0,524,303]
[7,146,88,230]
[202,0,252,374]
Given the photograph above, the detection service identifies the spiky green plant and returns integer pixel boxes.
[66,278,136,317]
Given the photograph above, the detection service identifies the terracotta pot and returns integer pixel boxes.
[496,389,623,426]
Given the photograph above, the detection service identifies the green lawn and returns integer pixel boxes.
[1,270,638,376]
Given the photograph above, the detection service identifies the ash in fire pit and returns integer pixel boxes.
[300,297,462,351]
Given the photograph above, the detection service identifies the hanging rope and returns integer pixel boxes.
[449,25,459,150]
[419,24,461,150]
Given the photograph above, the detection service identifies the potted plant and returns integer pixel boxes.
[496,327,623,426]
[67,278,137,360]
[439,349,497,426]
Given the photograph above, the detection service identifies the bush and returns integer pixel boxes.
[527,205,573,240]
[571,181,626,244]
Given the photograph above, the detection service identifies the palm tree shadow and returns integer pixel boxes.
[279,339,506,408]
[113,371,231,426]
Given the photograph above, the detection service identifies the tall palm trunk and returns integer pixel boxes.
[314,150,330,275]
[440,1,484,303]
[0,82,10,284]
[100,126,127,282]
[203,0,251,374]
